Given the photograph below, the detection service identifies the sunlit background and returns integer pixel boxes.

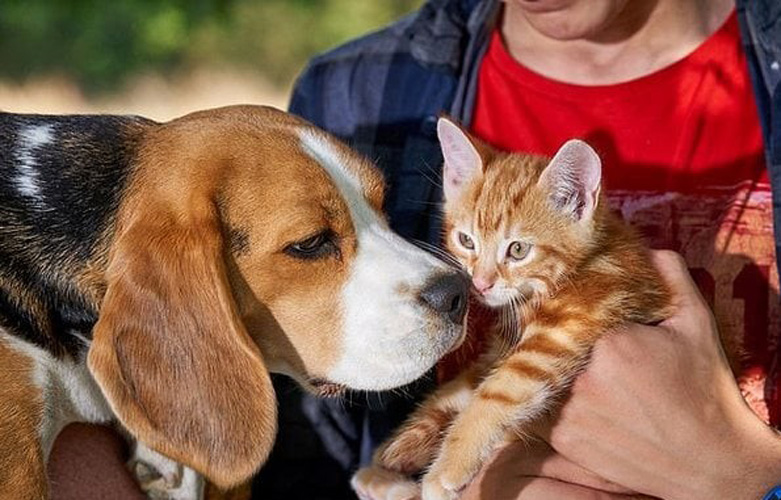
[0,0,421,120]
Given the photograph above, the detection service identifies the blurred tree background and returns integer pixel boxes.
[0,0,421,111]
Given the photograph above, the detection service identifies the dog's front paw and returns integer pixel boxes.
[351,465,420,500]
[130,461,203,500]
[130,443,204,500]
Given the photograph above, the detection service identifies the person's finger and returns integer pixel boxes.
[650,250,707,309]
[529,447,633,494]
[649,250,712,323]
[471,439,635,496]
[462,473,652,500]
[49,423,147,500]
[650,250,721,347]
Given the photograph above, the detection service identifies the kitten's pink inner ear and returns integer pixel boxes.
[539,139,603,221]
[438,118,483,200]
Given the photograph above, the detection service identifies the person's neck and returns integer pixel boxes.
[501,0,735,85]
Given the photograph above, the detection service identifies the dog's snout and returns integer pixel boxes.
[420,272,469,324]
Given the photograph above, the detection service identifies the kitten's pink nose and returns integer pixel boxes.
[473,277,494,294]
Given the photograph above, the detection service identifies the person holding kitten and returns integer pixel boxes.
[281,0,781,498]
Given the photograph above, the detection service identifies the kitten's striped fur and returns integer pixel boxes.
[353,119,672,500]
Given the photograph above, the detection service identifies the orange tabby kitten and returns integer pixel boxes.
[352,118,672,500]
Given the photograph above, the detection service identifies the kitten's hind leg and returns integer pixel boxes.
[375,363,483,475]
[421,328,592,500]
[352,370,479,500]
[351,466,421,500]
[352,335,500,500]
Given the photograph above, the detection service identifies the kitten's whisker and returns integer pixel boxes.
[416,164,443,189]
[512,296,522,344]
[419,159,444,188]
[563,273,579,295]
[497,304,507,353]
[497,301,519,355]
[403,199,445,207]
[509,296,521,347]
[412,239,447,256]
[411,239,463,269]
[368,138,672,496]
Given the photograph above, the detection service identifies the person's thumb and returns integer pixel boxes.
[650,250,716,339]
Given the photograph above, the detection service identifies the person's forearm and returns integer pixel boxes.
[711,421,781,499]
[744,430,781,500]
[536,252,781,500]
[682,401,781,500]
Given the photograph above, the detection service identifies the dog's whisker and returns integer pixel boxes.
[0,108,475,496]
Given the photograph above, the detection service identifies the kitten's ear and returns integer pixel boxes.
[538,139,602,222]
[438,117,484,200]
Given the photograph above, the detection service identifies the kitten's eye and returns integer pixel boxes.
[458,232,475,250]
[507,241,532,261]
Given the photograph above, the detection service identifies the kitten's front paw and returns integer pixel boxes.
[351,465,420,500]
[420,474,457,500]
[421,457,478,500]
[377,426,439,474]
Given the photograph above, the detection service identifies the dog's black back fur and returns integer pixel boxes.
[0,113,156,358]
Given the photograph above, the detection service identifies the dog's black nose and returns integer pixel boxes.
[421,272,469,324]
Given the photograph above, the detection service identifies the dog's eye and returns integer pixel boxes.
[285,231,338,260]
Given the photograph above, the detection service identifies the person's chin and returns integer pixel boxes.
[510,0,626,42]
[513,0,578,15]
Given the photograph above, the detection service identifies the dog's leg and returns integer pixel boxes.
[0,338,49,500]
[130,442,205,500]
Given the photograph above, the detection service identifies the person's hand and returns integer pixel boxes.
[463,250,781,500]
[461,438,652,500]
[541,250,781,499]
[49,423,147,500]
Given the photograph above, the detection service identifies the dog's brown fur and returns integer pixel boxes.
[0,341,47,499]
[0,106,467,498]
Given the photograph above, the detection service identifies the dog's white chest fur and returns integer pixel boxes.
[1,329,112,458]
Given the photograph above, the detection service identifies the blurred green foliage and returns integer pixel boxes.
[0,0,421,93]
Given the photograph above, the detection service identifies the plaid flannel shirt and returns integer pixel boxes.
[253,1,781,497]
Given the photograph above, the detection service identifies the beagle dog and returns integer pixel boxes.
[0,105,469,499]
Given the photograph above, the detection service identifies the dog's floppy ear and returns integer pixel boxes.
[88,204,276,489]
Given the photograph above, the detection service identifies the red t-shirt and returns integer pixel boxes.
[465,11,780,426]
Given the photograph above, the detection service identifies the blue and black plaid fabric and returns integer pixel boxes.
[252,1,781,498]
[288,0,496,245]
[764,485,781,500]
